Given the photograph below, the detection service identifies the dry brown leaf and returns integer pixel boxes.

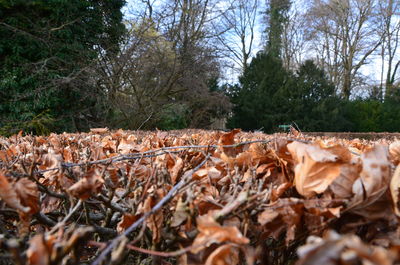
[26,234,53,265]
[132,164,150,180]
[271,182,292,201]
[90,127,109,134]
[350,145,390,214]
[204,244,239,265]
[193,167,222,182]
[166,154,184,184]
[389,141,400,165]
[191,212,249,254]
[137,188,165,243]
[390,165,400,217]
[257,208,279,225]
[107,167,119,186]
[68,168,104,200]
[15,178,40,214]
[171,197,189,227]
[328,159,361,199]
[258,198,307,244]
[0,171,30,213]
[117,213,139,233]
[40,150,63,183]
[296,230,395,265]
[218,129,241,158]
[117,137,140,154]
[287,142,351,197]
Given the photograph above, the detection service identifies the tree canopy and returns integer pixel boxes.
[0,0,125,134]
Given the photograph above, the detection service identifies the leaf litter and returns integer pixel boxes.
[0,129,400,264]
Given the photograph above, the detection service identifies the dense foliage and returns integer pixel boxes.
[227,52,400,133]
[0,0,125,135]
[0,0,399,135]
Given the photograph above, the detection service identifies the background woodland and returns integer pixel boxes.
[1,0,400,135]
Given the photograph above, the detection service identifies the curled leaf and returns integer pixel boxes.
[117,214,139,233]
[0,171,30,213]
[68,168,104,200]
[90,128,109,134]
[296,230,395,265]
[15,178,40,214]
[26,234,54,265]
[389,141,400,165]
[350,145,390,214]
[191,212,249,254]
[390,165,400,217]
[287,142,351,197]
[205,244,239,265]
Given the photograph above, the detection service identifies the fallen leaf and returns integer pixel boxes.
[350,145,390,214]
[287,142,351,197]
[137,189,165,243]
[0,171,30,213]
[166,154,184,184]
[117,214,139,233]
[117,138,140,155]
[257,208,279,225]
[171,197,189,227]
[90,128,109,134]
[191,212,249,254]
[68,168,104,200]
[390,165,400,217]
[15,178,40,214]
[218,129,241,157]
[296,230,395,265]
[328,159,361,199]
[26,234,53,265]
[389,141,400,165]
[205,244,239,265]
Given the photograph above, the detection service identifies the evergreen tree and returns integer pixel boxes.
[0,0,125,135]
[227,52,294,131]
[292,60,350,131]
[265,0,290,58]
[228,56,351,132]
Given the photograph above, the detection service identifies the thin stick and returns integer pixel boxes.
[49,200,82,234]
[34,137,315,174]
[91,155,210,265]
[37,139,272,173]
[88,240,205,258]
[126,243,199,257]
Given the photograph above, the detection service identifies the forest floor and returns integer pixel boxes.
[0,128,399,264]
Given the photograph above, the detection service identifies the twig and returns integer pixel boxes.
[136,111,154,130]
[91,155,210,265]
[49,200,83,234]
[126,243,201,257]
[7,136,311,180]
[97,194,128,214]
[33,138,296,174]
[88,240,205,258]
[213,190,249,220]
[35,212,57,226]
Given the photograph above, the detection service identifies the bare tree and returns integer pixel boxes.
[376,0,400,99]
[97,0,231,129]
[306,0,381,99]
[216,0,259,74]
[281,3,308,70]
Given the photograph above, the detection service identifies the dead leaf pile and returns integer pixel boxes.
[0,129,399,264]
